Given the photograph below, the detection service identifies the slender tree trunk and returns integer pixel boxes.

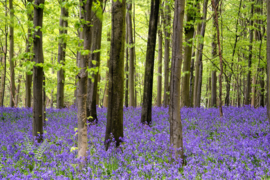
[105,0,126,150]
[42,73,46,127]
[127,3,135,107]
[33,0,45,143]
[180,0,196,108]
[189,33,196,107]
[15,75,22,106]
[267,0,270,123]
[25,0,34,108]
[245,0,254,105]
[157,15,162,107]
[207,74,211,107]
[162,0,171,107]
[103,32,110,108]
[140,0,160,125]
[125,15,129,108]
[96,74,100,106]
[251,75,256,107]
[169,0,185,164]
[212,0,223,117]
[9,0,15,107]
[0,2,7,107]
[57,0,68,109]
[87,2,103,123]
[78,0,92,162]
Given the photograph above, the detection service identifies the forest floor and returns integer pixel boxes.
[0,106,269,179]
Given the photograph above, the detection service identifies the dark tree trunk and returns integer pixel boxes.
[57,0,68,109]
[15,75,22,106]
[127,3,135,107]
[42,73,46,127]
[189,33,196,107]
[125,15,129,108]
[169,0,185,164]
[33,0,45,143]
[9,0,15,107]
[157,15,162,107]
[78,0,92,162]
[181,0,196,108]
[105,0,125,150]
[87,1,103,123]
[267,0,270,123]
[225,75,231,106]
[162,0,171,107]
[140,0,160,125]
[25,0,33,108]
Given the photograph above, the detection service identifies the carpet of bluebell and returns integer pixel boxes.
[0,106,270,179]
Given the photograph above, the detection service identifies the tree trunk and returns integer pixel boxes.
[225,75,231,106]
[157,15,162,107]
[162,0,171,107]
[245,0,254,105]
[87,2,103,123]
[125,15,129,108]
[127,3,135,107]
[189,33,196,107]
[267,0,270,123]
[103,32,110,108]
[57,0,68,109]
[15,75,22,106]
[25,0,33,108]
[212,0,223,117]
[180,0,196,108]
[78,0,92,162]
[9,0,15,107]
[251,75,256,107]
[33,0,45,143]
[105,0,125,150]
[169,0,185,164]
[140,0,160,125]
[42,73,46,127]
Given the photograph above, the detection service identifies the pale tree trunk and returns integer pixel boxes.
[25,0,33,108]
[140,0,160,125]
[127,3,135,107]
[212,0,223,117]
[157,15,162,107]
[33,0,45,143]
[267,0,270,123]
[103,32,110,108]
[15,75,22,106]
[207,74,211,107]
[169,0,185,164]
[9,0,15,107]
[162,0,171,107]
[0,1,7,107]
[180,0,196,108]
[57,0,68,109]
[133,2,137,107]
[50,54,54,108]
[78,0,92,162]
[104,0,125,150]
[96,74,100,106]
[87,2,103,123]
[245,0,254,105]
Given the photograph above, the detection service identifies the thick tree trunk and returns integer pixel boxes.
[87,2,103,123]
[9,0,15,107]
[57,0,68,109]
[105,0,125,150]
[245,1,254,105]
[162,0,171,107]
[33,0,45,143]
[127,3,135,107]
[25,0,33,108]
[180,0,196,108]
[78,0,92,162]
[140,0,160,125]
[125,15,129,108]
[169,0,185,164]
[267,0,270,123]
[157,16,162,107]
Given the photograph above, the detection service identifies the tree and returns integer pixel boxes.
[77,0,92,162]
[57,0,69,109]
[104,0,126,150]
[140,0,160,125]
[87,0,103,123]
[157,14,162,107]
[9,0,15,107]
[267,0,270,123]
[32,0,45,142]
[169,0,185,164]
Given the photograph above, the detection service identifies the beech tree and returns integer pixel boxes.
[267,0,270,123]
[9,0,15,107]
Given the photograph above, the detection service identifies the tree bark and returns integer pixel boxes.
[157,15,162,107]
[162,0,171,107]
[267,0,270,123]
[104,0,125,150]
[15,75,22,106]
[140,0,160,125]
[169,0,185,164]
[87,1,103,123]
[125,14,129,108]
[57,0,68,109]
[78,0,92,162]
[189,33,196,107]
[33,0,45,143]
[103,32,110,108]
[9,0,15,107]
[180,0,196,108]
